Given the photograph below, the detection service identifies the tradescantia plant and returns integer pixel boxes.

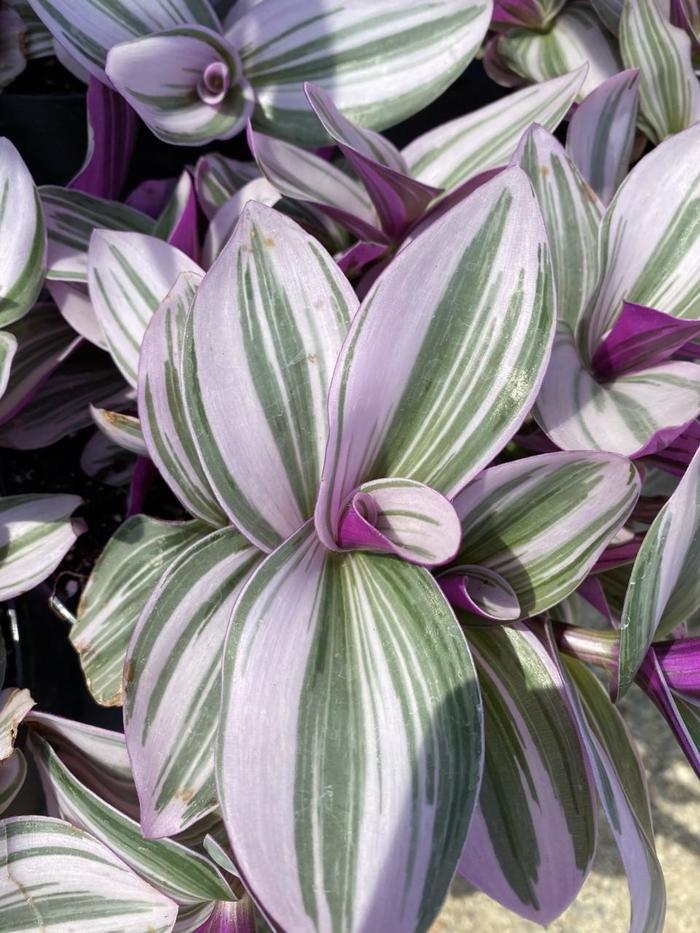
[3,3,700,931]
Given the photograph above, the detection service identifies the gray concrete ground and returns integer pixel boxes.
[433,685,700,932]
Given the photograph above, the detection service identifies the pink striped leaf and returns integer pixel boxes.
[304,83,441,239]
[216,521,482,933]
[315,168,555,548]
[182,203,357,552]
[459,623,596,925]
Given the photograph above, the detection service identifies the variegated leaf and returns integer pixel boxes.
[195,153,260,220]
[0,344,131,450]
[25,0,221,80]
[535,323,700,456]
[125,527,261,838]
[404,67,585,191]
[0,494,83,601]
[315,168,555,548]
[202,177,280,267]
[0,688,34,760]
[562,655,666,933]
[138,272,226,525]
[582,124,700,358]
[88,229,203,387]
[72,515,208,706]
[248,127,384,243]
[41,185,154,283]
[183,202,356,552]
[46,280,107,348]
[512,124,602,331]
[106,26,255,146]
[304,83,441,239]
[152,172,196,247]
[231,0,492,145]
[459,624,596,925]
[620,0,700,143]
[0,334,17,403]
[0,137,46,327]
[449,452,640,617]
[566,69,640,206]
[619,446,700,696]
[29,733,235,907]
[0,305,81,427]
[217,522,482,933]
[0,751,27,816]
[91,406,147,457]
[0,816,178,931]
[498,2,621,98]
[26,710,140,820]
[191,898,256,933]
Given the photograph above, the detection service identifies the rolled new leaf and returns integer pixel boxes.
[88,229,203,387]
[336,478,461,566]
[619,446,700,697]
[315,167,555,548]
[138,272,226,526]
[230,0,492,145]
[125,527,261,837]
[404,68,586,190]
[0,816,178,931]
[106,26,255,146]
[459,624,597,924]
[72,515,208,705]
[182,202,357,552]
[0,494,84,601]
[566,69,640,205]
[449,452,640,617]
[0,137,46,327]
[217,522,482,932]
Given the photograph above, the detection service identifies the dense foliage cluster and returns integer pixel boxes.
[0,0,699,930]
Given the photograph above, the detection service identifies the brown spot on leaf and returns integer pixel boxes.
[264,237,275,247]
[176,787,195,802]
[123,660,134,685]
[539,164,549,177]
